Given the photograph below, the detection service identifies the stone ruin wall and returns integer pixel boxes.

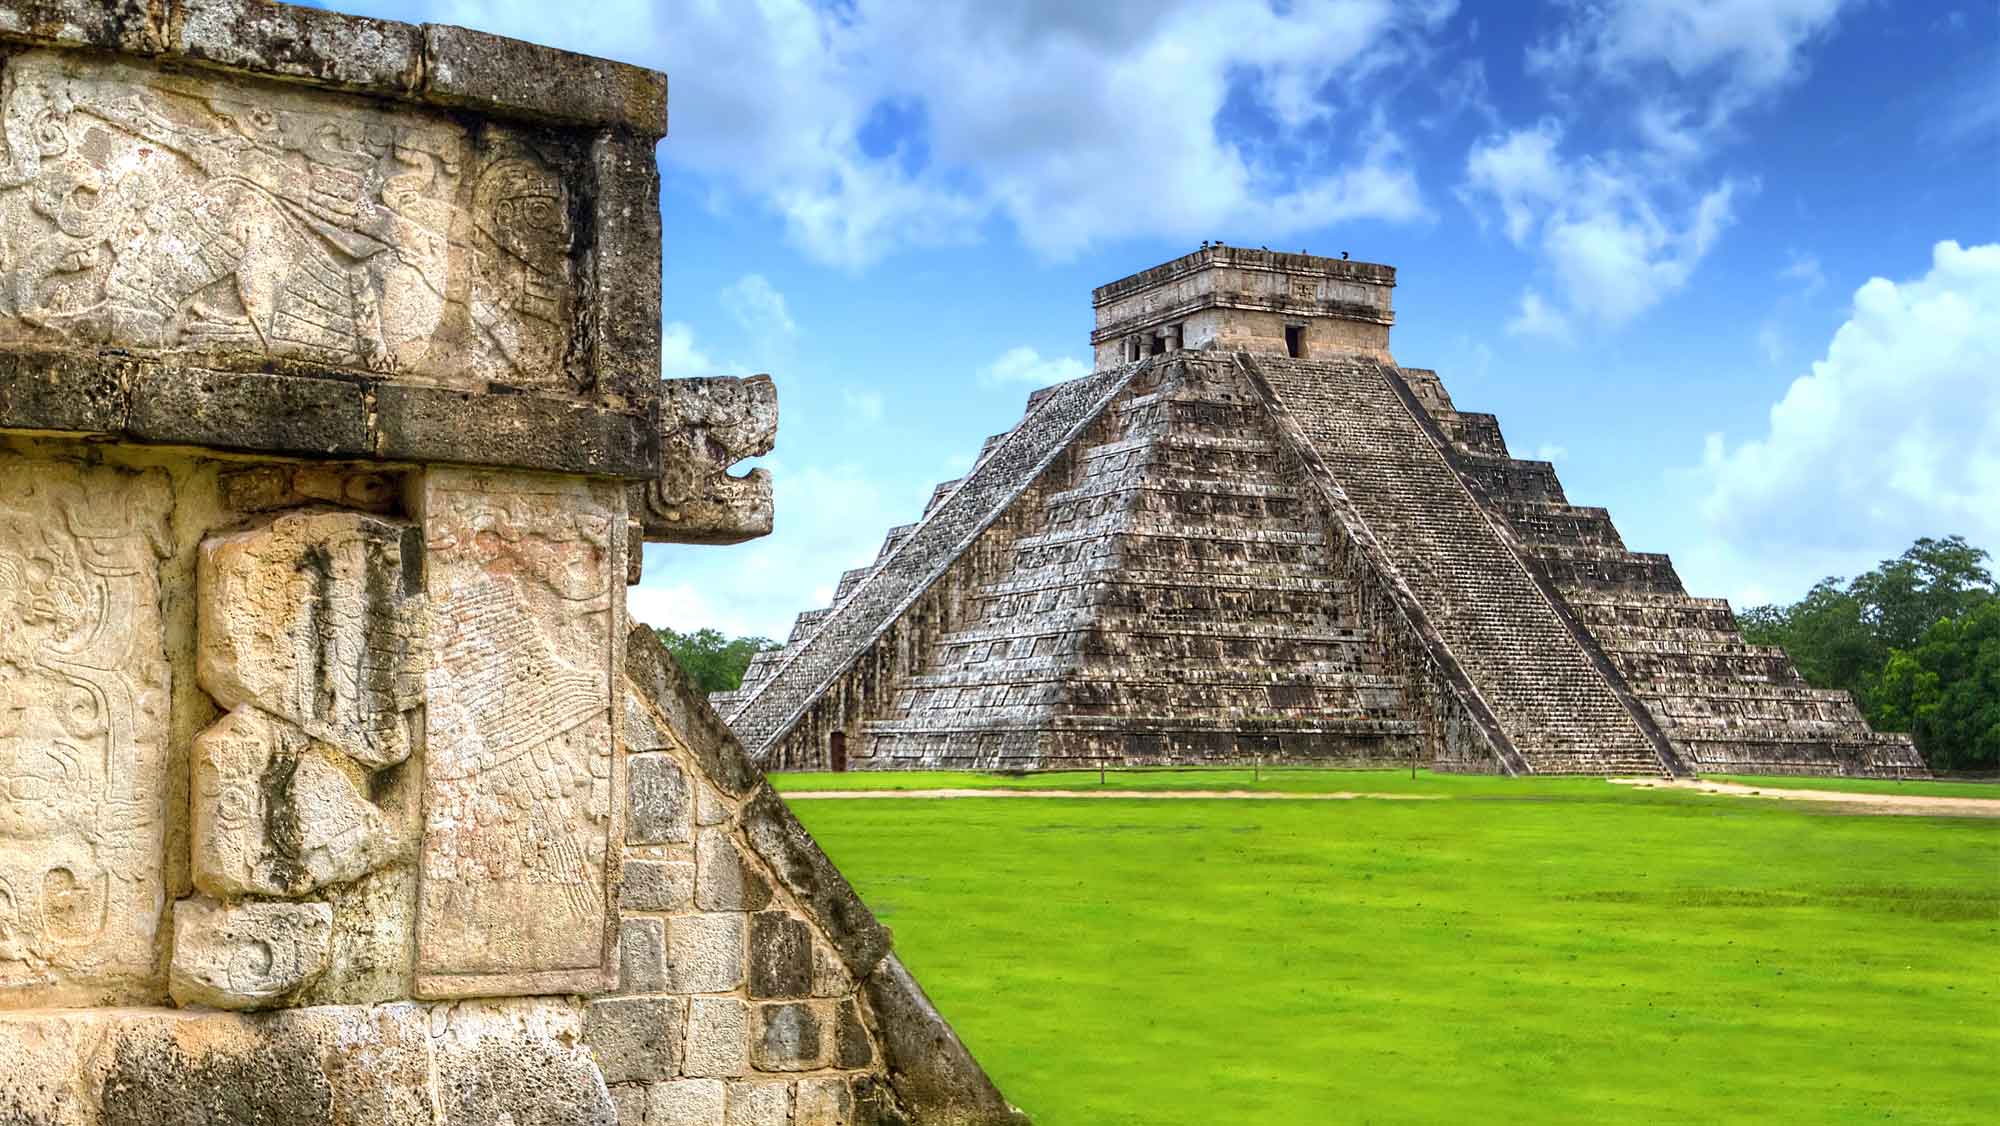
[0,4,1024,1123]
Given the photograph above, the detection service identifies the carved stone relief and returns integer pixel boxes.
[417,470,623,997]
[639,375,778,545]
[198,509,426,769]
[0,457,170,1006]
[0,50,575,388]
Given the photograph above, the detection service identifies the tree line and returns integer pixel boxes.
[656,627,779,696]
[1737,535,1998,772]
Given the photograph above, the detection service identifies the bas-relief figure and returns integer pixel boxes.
[417,471,623,996]
[0,50,573,388]
[0,458,170,1004]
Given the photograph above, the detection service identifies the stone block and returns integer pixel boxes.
[834,999,873,1070]
[192,707,399,898]
[696,828,773,912]
[435,999,619,1125]
[619,916,669,995]
[0,459,172,1008]
[750,1002,828,1073]
[169,898,334,1011]
[628,753,692,844]
[621,859,696,913]
[585,995,683,1085]
[682,997,748,1079]
[173,0,423,93]
[609,1082,648,1125]
[373,385,658,479]
[861,953,1024,1123]
[416,471,624,1000]
[0,0,165,54]
[667,914,745,995]
[811,941,854,998]
[748,912,812,1000]
[129,367,373,460]
[422,21,668,134]
[650,1079,727,1125]
[696,784,736,827]
[590,129,665,415]
[198,511,425,769]
[795,1077,857,1126]
[639,376,777,545]
[724,1082,792,1126]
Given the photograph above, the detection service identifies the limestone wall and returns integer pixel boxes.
[0,3,1025,1122]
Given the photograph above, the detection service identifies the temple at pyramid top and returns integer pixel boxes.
[715,248,1924,780]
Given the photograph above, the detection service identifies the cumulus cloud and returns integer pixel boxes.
[1465,120,1740,327]
[980,346,1091,388]
[351,0,1446,267]
[659,322,719,378]
[1691,240,2000,592]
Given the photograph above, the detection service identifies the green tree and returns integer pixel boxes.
[656,627,778,695]
[1870,600,2000,772]
[1848,535,1996,652]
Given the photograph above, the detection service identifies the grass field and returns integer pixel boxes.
[781,772,1999,1125]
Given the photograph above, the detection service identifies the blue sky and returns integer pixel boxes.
[332,0,1997,639]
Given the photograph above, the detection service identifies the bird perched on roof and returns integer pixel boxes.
[1341,251,1350,260]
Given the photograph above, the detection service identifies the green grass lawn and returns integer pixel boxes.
[785,775,2000,1125]
[772,766,1627,796]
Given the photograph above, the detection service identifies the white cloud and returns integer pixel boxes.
[1505,290,1571,339]
[660,322,718,378]
[1528,0,1853,141]
[1531,443,1569,462]
[1780,251,1826,296]
[360,0,1445,267]
[1689,240,2000,597]
[980,346,1091,388]
[1466,121,1740,327]
[720,274,796,341]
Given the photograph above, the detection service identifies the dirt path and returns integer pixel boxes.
[1609,777,2000,818]
[782,788,1443,802]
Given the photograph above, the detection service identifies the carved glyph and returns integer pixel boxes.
[0,50,574,387]
[639,375,778,545]
[417,470,624,997]
[169,897,334,1011]
[0,457,170,1007]
[198,509,426,769]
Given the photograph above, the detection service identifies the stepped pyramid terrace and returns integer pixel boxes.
[715,245,1925,779]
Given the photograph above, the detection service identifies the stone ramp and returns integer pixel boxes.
[725,364,1140,759]
[1243,354,1673,777]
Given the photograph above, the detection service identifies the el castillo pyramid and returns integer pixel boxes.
[713,246,1924,778]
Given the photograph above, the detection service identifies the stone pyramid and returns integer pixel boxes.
[715,247,1922,778]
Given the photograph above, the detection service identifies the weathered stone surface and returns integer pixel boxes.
[191,707,398,898]
[650,1079,727,1126]
[0,0,165,55]
[863,954,1029,1126]
[374,385,658,479]
[724,1082,792,1126]
[667,913,744,995]
[750,1002,828,1072]
[812,940,854,999]
[584,995,681,1085]
[608,1082,648,1125]
[696,783,736,827]
[639,376,777,545]
[198,510,425,769]
[795,1077,857,1126]
[0,457,172,1008]
[625,625,761,798]
[696,826,773,912]
[618,916,668,994]
[0,50,575,387]
[682,997,748,1079]
[589,130,665,413]
[422,21,668,134]
[170,898,335,1011]
[833,999,872,1070]
[172,0,424,94]
[748,912,812,1000]
[619,858,695,913]
[628,751,692,844]
[417,470,625,998]
[738,787,890,978]
[0,999,611,1125]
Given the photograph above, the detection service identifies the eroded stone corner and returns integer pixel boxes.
[637,376,779,546]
